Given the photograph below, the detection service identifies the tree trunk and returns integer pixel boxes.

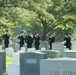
[43,24,47,41]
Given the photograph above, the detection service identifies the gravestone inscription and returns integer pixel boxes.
[40,58,76,75]
[20,52,47,75]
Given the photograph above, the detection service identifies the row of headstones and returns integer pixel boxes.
[1,41,76,59]
[1,51,76,75]
[2,40,76,51]
[10,41,76,51]
[1,41,76,57]
[9,40,76,49]
[1,41,76,75]
[13,40,76,49]
[1,41,76,58]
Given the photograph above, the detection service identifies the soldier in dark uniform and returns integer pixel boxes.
[25,31,33,48]
[3,30,10,48]
[64,33,71,50]
[49,32,55,50]
[33,33,40,50]
[18,31,25,50]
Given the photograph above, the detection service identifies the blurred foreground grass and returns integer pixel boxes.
[6,56,12,73]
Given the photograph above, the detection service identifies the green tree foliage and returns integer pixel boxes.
[0,0,76,41]
[19,0,76,40]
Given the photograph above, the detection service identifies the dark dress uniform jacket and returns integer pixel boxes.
[34,35,40,45]
[25,35,33,48]
[49,36,55,49]
[49,36,55,44]
[18,35,25,48]
[64,36,71,49]
[3,33,10,48]
[34,35,40,50]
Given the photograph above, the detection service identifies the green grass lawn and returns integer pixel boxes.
[6,56,12,73]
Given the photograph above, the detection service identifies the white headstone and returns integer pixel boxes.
[6,47,14,56]
[17,50,25,53]
[8,64,20,75]
[40,41,49,50]
[40,58,76,75]
[0,45,2,51]
[27,48,36,52]
[14,43,19,52]
[52,42,65,56]
[41,47,46,50]
[71,41,76,50]
[63,50,76,58]
[12,53,20,64]
[24,43,27,51]
[21,47,26,52]
[38,50,60,58]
